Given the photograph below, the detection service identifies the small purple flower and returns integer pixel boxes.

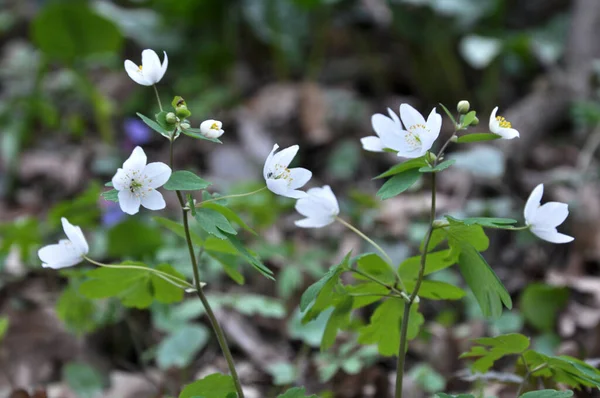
[123,118,151,146]
[100,200,126,227]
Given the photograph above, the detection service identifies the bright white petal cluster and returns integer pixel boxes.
[263,144,312,199]
[38,218,89,269]
[124,49,168,86]
[200,119,224,139]
[112,146,172,215]
[524,184,574,244]
[489,107,519,139]
[361,104,442,158]
[295,185,339,228]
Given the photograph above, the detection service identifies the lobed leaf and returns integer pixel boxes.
[164,170,211,191]
[179,373,235,398]
[460,333,530,373]
[376,168,421,200]
[374,157,428,179]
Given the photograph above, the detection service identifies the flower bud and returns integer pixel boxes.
[166,112,177,124]
[426,151,437,165]
[471,116,479,126]
[200,119,224,139]
[450,135,458,143]
[457,100,470,114]
[432,219,450,228]
[175,104,191,119]
[180,122,190,130]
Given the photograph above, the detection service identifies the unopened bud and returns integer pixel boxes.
[166,112,177,124]
[457,100,470,114]
[180,122,190,130]
[426,151,437,165]
[432,219,450,228]
[471,116,479,126]
[450,135,458,143]
[176,104,191,119]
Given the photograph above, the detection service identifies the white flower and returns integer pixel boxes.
[38,218,89,269]
[124,49,168,86]
[112,146,172,215]
[294,185,339,228]
[361,104,442,158]
[524,184,574,244]
[200,119,224,139]
[489,107,519,139]
[263,144,312,199]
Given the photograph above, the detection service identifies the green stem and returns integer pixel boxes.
[197,187,267,206]
[153,85,163,112]
[169,140,245,398]
[516,363,547,396]
[349,268,409,302]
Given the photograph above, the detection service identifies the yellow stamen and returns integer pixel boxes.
[138,65,143,71]
[496,116,512,128]
[210,122,219,130]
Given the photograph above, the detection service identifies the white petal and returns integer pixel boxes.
[296,197,325,218]
[531,228,574,244]
[141,189,166,210]
[159,51,168,82]
[524,184,544,224]
[284,189,309,199]
[372,114,403,151]
[263,144,279,179]
[426,107,442,141]
[266,178,290,197]
[399,103,426,130]
[124,60,151,86]
[532,202,569,228]
[118,190,141,215]
[387,108,401,126]
[123,146,147,175]
[361,136,385,152]
[295,217,334,228]
[496,127,520,140]
[144,162,172,189]
[61,218,89,255]
[489,107,499,132]
[111,168,130,191]
[288,167,312,190]
[38,241,82,269]
[272,145,299,169]
[141,49,162,84]
[394,130,424,158]
[306,185,339,214]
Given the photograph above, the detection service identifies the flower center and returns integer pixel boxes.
[268,164,293,186]
[128,179,148,197]
[138,65,143,71]
[405,124,425,149]
[495,115,512,128]
[210,122,220,130]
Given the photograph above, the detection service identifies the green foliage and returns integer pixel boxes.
[445,216,517,229]
[266,362,297,386]
[521,350,600,389]
[79,263,185,309]
[0,217,41,264]
[49,183,101,227]
[321,296,353,350]
[455,133,501,143]
[31,3,123,62]
[358,300,423,356]
[419,159,456,173]
[300,252,350,312]
[164,171,211,191]
[376,168,421,200]
[406,280,466,300]
[137,112,172,139]
[520,283,569,332]
[154,216,204,247]
[409,363,446,393]
[56,285,98,334]
[374,156,428,179]
[520,391,573,398]
[107,219,163,258]
[277,387,319,398]
[200,203,256,235]
[223,232,274,280]
[460,333,530,373]
[354,253,396,284]
[101,189,119,202]
[62,362,105,398]
[315,342,379,382]
[398,249,455,280]
[156,324,209,369]
[181,128,223,143]
[0,317,8,342]
[179,373,236,398]
[195,208,237,239]
[460,111,477,127]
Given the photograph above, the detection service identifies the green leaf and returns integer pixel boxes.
[409,363,446,393]
[358,300,423,356]
[446,219,489,253]
[195,208,237,239]
[445,215,518,229]
[460,333,530,373]
[419,159,456,173]
[155,111,174,131]
[62,362,105,398]
[406,280,466,300]
[224,232,274,279]
[101,189,119,202]
[456,133,502,143]
[267,362,297,386]
[151,264,186,304]
[179,373,236,398]
[153,216,204,247]
[181,128,223,143]
[0,317,8,342]
[354,253,396,285]
[136,112,172,139]
[438,103,458,126]
[347,282,390,309]
[377,168,421,200]
[520,283,569,332]
[277,387,318,398]
[156,324,209,369]
[457,243,512,318]
[321,296,353,351]
[520,390,573,398]
[107,219,162,258]
[56,286,97,334]
[521,350,600,388]
[374,157,428,179]
[398,249,455,280]
[164,171,211,191]
[461,110,477,127]
[300,252,350,311]
[201,203,256,235]
[32,3,122,62]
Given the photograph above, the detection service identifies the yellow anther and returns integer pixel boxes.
[210,122,219,130]
[138,65,143,70]
[496,116,512,128]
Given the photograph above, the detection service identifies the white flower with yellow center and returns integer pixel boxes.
[112,146,172,215]
[263,144,312,199]
[294,185,339,228]
[200,119,224,139]
[361,104,441,158]
[38,218,89,269]
[524,184,574,244]
[124,49,168,86]
[489,106,519,139]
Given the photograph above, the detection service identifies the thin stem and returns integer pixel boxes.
[197,187,267,206]
[153,85,163,112]
[169,139,245,398]
[516,363,547,396]
[395,172,437,398]
[348,268,409,302]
